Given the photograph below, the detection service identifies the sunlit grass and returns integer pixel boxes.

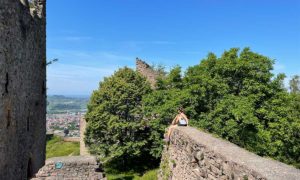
[139,169,158,180]
[46,135,80,159]
[106,169,158,180]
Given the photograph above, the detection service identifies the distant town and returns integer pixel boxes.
[46,95,89,137]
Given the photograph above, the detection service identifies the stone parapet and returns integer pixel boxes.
[159,126,300,180]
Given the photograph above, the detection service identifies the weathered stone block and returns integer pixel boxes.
[34,156,105,179]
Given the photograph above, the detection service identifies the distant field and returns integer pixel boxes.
[46,135,80,159]
[47,95,89,114]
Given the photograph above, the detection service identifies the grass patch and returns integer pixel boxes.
[139,169,158,180]
[106,169,158,180]
[46,135,80,159]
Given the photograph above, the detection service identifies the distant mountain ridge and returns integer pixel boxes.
[47,95,89,114]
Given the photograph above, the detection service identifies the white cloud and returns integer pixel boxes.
[120,40,175,47]
[149,41,175,45]
[46,49,136,95]
[63,36,92,42]
[48,36,93,43]
[273,63,285,71]
[48,64,114,79]
[47,49,134,66]
[47,63,114,95]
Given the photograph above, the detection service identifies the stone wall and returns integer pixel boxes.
[80,117,90,155]
[0,0,46,179]
[33,156,105,180]
[63,137,80,142]
[136,58,159,88]
[159,127,300,180]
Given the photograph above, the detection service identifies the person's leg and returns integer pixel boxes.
[167,125,176,139]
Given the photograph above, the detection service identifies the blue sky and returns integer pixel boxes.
[47,0,300,95]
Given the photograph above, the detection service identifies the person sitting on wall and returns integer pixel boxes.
[164,107,189,142]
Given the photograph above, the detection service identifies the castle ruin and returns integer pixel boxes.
[136,58,160,88]
[0,0,46,179]
[80,117,89,155]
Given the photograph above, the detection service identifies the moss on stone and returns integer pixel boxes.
[159,152,171,180]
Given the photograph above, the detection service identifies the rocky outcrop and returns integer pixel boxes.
[32,156,105,180]
[0,0,46,179]
[159,127,300,180]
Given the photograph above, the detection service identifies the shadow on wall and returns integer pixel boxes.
[27,158,33,179]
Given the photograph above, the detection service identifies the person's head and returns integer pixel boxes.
[178,107,184,113]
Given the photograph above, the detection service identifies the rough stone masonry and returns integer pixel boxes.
[136,58,160,88]
[0,0,46,179]
[159,127,300,180]
[33,156,105,180]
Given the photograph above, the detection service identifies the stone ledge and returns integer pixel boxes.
[45,156,97,165]
[160,126,300,180]
[33,156,105,180]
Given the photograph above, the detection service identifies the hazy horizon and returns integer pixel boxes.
[47,94,90,98]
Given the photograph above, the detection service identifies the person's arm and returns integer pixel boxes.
[171,115,178,125]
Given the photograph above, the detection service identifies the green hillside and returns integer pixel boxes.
[46,135,80,159]
[47,95,89,114]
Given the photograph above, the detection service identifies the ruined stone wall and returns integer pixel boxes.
[80,117,89,155]
[159,127,300,180]
[136,58,159,88]
[0,0,46,179]
[63,137,80,142]
[33,156,105,180]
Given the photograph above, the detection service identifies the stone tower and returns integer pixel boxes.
[0,0,46,179]
[136,58,159,88]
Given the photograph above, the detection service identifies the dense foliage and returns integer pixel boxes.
[85,67,157,169]
[86,48,300,169]
[144,48,300,168]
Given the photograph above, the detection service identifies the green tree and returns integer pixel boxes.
[183,48,299,166]
[288,75,300,167]
[84,67,153,169]
[143,66,193,158]
[144,48,300,168]
[84,48,299,169]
